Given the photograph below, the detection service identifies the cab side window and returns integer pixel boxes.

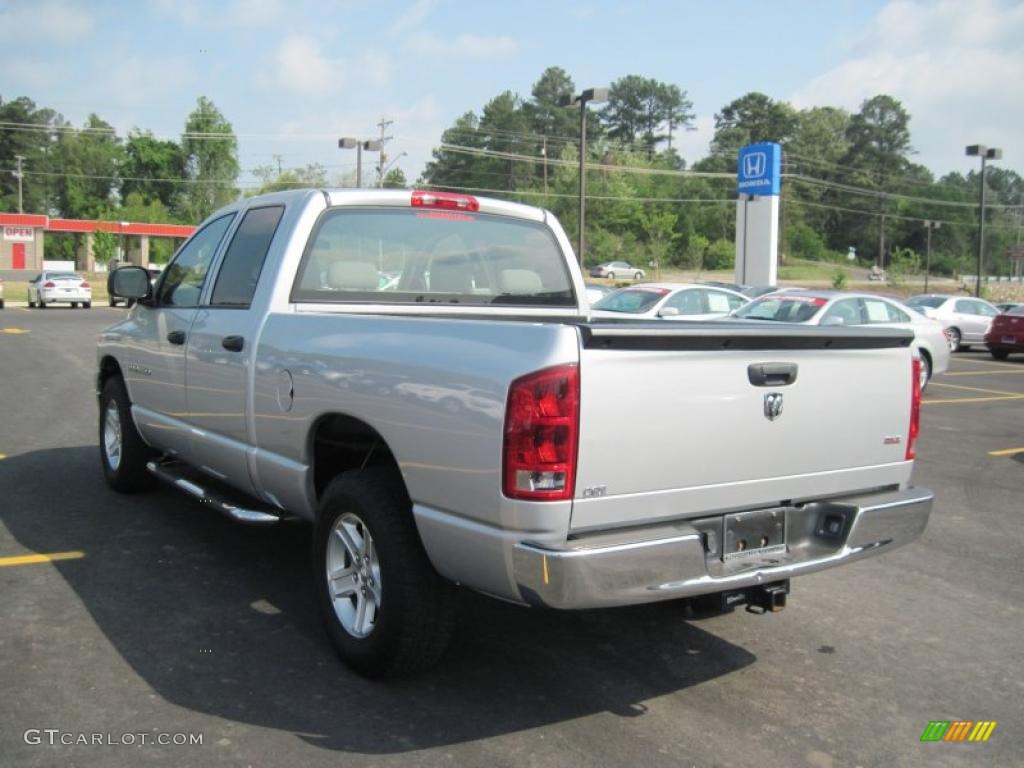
[210,206,284,307]
[157,214,235,307]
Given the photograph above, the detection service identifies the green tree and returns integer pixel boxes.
[0,96,60,214]
[122,130,186,212]
[382,167,407,188]
[842,94,913,266]
[251,162,327,194]
[181,97,239,222]
[712,92,797,154]
[659,83,695,152]
[602,75,681,155]
[52,113,124,218]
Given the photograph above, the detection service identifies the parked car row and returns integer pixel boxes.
[587,281,1022,385]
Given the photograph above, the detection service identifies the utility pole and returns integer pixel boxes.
[13,155,25,213]
[923,220,940,293]
[375,117,394,188]
[541,137,548,200]
[273,154,283,175]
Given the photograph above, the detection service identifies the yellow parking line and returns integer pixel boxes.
[928,382,1024,397]
[989,447,1024,457]
[924,395,1024,405]
[0,453,6,460]
[944,369,1024,376]
[0,551,85,567]
[1,327,30,334]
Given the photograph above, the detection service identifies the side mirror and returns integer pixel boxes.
[821,315,845,327]
[109,266,153,301]
[658,306,680,317]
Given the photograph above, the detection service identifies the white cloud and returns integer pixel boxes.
[412,32,519,58]
[791,0,1024,174]
[390,0,436,35]
[226,0,285,27]
[274,35,345,95]
[0,0,93,43]
[150,0,202,27]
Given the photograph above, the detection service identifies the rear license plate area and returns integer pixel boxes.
[723,508,786,562]
[1002,336,1016,344]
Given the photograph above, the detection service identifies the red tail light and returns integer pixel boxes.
[80,281,90,288]
[43,281,56,288]
[907,356,921,460]
[503,364,579,501]
[411,190,479,212]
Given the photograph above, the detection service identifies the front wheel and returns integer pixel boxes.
[607,272,616,280]
[99,376,156,492]
[947,327,962,353]
[314,468,456,678]
[634,272,642,280]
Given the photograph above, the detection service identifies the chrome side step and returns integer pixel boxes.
[146,460,282,525]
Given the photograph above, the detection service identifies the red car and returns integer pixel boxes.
[985,305,1024,359]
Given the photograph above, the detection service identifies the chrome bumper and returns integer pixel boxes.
[512,487,933,609]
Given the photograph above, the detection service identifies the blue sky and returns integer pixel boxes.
[2,0,1022,190]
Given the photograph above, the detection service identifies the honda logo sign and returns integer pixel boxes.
[737,143,781,196]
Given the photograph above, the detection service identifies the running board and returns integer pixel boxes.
[146,460,283,525]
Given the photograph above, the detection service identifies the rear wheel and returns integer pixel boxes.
[607,271,616,280]
[634,272,642,280]
[314,468,455,678]
[109,297,117,307]
[991,349,1010,360]
[99,376,156,493]
[27,295,35,308]
[947,327,961,352]
[918,352,932,391]
[71,302,78,308]
[38,297,47,309]
[83,301,91,309]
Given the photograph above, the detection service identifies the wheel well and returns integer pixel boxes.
[310,414,402,504]
[918,348,932,368]
[98,356,123,394]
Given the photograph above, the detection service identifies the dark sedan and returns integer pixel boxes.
[984,305,1024,359]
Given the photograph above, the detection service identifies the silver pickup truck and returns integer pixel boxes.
[98,188,933,677]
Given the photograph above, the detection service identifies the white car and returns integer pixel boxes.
[733,291,950,390]
[589,261,645,280]
[591,283,749,320]
[27,271,93,309]
[905,294,1000,352]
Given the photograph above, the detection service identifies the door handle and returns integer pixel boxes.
[221,335,245,352]
[748,362,798,387]
[167,330,186,345]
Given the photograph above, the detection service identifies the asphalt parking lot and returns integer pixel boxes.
[1,307,1022,767]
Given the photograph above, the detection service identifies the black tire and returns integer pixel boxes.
[99,376,156,493]
[109,297,117,307]
[38,297,47,309]
[918,351,932,392]
[71,302,78,308]
[947,327,961,353]
[0,298,4,309]
[27,296,35,308]
[634,272,642,280]
[607,272,615,280]
[991,349,1010,360]
[83,301,91,309]
[314,468,456,678]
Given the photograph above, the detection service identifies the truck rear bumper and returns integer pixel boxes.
[512,487,932,609]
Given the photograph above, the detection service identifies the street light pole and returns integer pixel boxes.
[13,154,25,213]
[965,144,1003,297]
[923,220,940,293]
[560,87,608,265]
[339,138,383,188]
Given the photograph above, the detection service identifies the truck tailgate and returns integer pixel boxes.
[571,322,916,532]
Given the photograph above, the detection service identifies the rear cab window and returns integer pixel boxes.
[291,208,575,307]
